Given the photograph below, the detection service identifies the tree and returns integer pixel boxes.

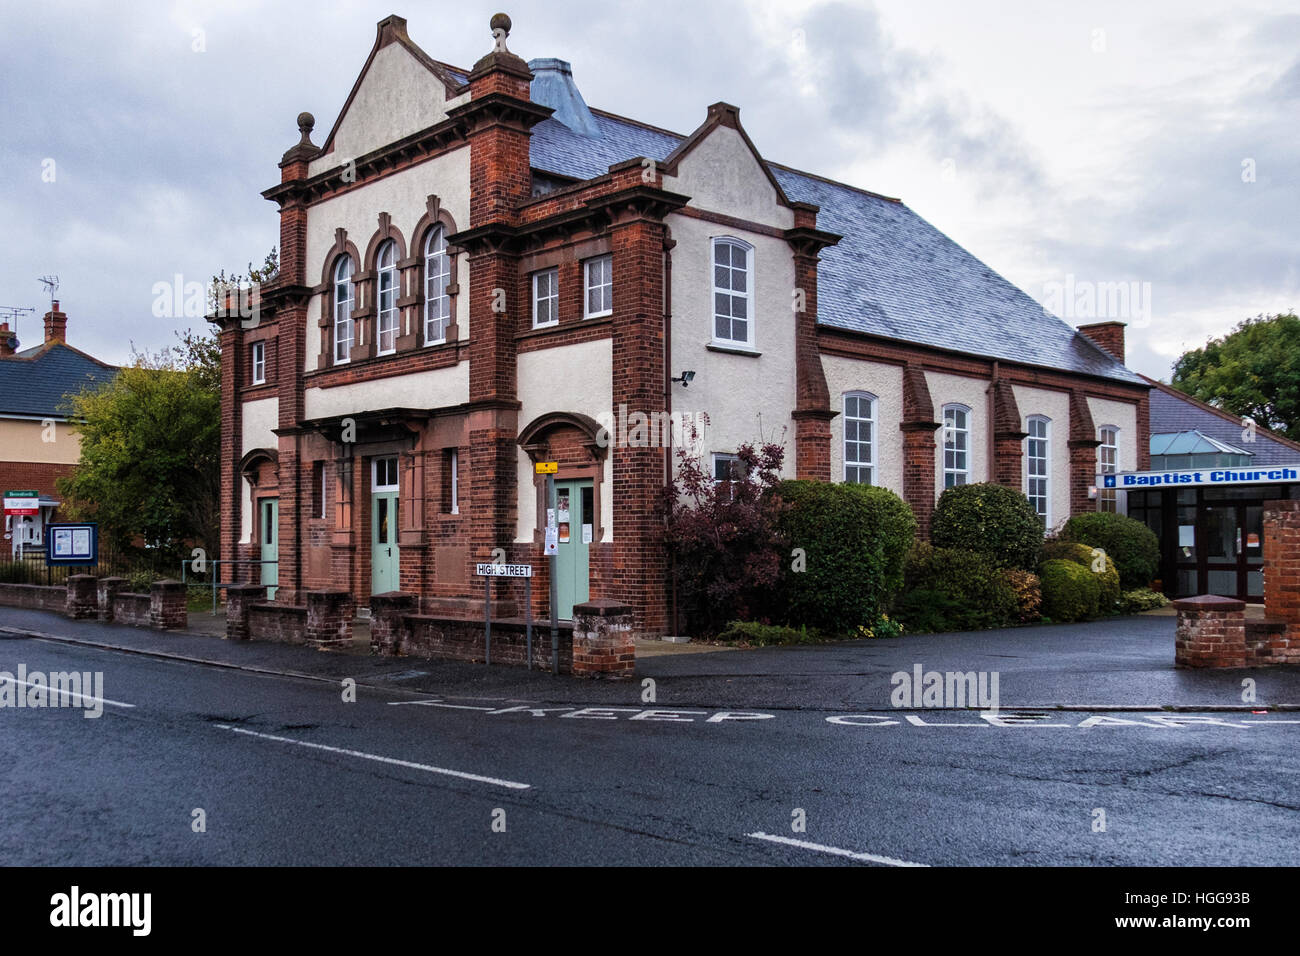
[208,247,279,313]
[1171,313,1300,441]
[56,330,221,564]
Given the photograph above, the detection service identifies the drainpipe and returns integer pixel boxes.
[663,229,678,636]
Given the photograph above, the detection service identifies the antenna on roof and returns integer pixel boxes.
[39,275,59,308]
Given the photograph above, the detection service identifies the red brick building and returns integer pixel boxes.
[213,14,1150,632]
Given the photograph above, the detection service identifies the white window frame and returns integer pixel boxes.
[711,237,754,349]
[1098,425,1120,513]
[449,449,459,515]
[532,267,559,329]
[376,240,399,356]
[1026,415,1051,526]
[372,456,399,493]
[583,255,613,319]
[843,391,876,485]
[712,452,741,483]
[251,340,266,386]
[424,227,451,346]
[317,462,328,520]
[942,404,971,489]
[333,256,354,365]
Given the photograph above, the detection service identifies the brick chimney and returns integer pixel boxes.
[0,321,16,357]
[1077,320,1125,364]
[43,300,68,344]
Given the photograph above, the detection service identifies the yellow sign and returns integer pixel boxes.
[534,462,558,474]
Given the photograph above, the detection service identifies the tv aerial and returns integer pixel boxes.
[39,275,59,305]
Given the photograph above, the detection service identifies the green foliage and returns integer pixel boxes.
[1041,538,1120,614]
[774,480,916,632]
[896,543,1019,632]
[716,620,825,646]
[1039,559,1101,622]
[931,482,1044,571]
[56,330,221,564]
[855,614,905,639]
[1060,511,1160,590]
[1119,587,1171,614]
[1171,313,1300,441]
[1002,568,1043,623]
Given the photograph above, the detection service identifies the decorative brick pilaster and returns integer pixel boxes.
[66,575,97,620]
[225,584,267,641]
[900,364,940,538]
[149,580,188,630]
[1174,594,1246,668]
[991,380,1028,489]
[786,204,840,482]
[571,599,636,678]
[1067,389,1102,519]
[305,590,354,647]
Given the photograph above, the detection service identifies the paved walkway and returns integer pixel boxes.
[1,606,1297,710]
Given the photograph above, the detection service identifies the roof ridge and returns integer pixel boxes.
[766,159,901,204]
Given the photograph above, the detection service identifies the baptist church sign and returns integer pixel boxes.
[1104,467,1300,489]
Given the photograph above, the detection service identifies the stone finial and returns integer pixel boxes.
[296,111,316,145]
[491,13,512,53]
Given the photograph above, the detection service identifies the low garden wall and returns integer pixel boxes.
[225,586,354,647]
[0,575,187,630]
[0,582,66,612]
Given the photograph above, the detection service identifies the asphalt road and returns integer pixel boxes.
[2,630,1297,866]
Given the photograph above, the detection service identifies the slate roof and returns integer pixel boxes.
[0,343,117,418]
[1146,377,1300,467]
[527,104,1146,385]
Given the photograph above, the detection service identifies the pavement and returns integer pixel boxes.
[1,605,1297,711]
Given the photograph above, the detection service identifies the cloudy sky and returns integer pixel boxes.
[1,0,1296,380]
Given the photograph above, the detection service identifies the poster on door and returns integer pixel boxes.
[557,491,571,544]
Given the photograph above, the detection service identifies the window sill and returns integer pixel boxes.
[585,310,613,320]
[706,343,761,357]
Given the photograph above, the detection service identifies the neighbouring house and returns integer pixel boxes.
[211,13,1151,632]
[0,301,117,555]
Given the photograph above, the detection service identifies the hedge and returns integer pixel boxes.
[1060,511,1160,590]
[1042,539,1120,614]
[931,483,1044,571]
[1039,559,1102,622]
[774,481,916,632]
[897,543,1019,632]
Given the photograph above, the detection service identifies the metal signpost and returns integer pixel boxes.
[475,562,534,669]
[536,462,560,674]
[4,490,39,560]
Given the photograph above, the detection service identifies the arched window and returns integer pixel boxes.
[1098,425,1120,512]
[424,227,451,345]
[375,240,398,355]
[712,237,753,348]
[1026,415,1051,525]
[942,404,971,488]
[333,256,354,364]
[844,391,876,485]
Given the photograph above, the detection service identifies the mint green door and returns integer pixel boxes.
[371,456,401,598]
[259,498,279,601]
[553,480,592,620]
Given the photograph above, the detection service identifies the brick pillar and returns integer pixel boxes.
[571,599,635,678]
[150,580,188,630]
[97,577,127,622]
[991,380,1028,489]
[1174,594,1246,668]
[66,575,97,619]
[1067,388,1101,519]
[305,590,354,647]
[900,364,940,538]
[787,205,840,482]
[1263,500,1300,661]
[225,584,267,641]
[370,591,417,656]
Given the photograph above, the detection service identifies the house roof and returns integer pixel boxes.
[525,97,1146,386]
[1145,376,1300,466]
[1150,430,1252,458]
[0,342,117,418]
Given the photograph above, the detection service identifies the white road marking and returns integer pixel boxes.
[387,700,496,711]
[0,675,135,709]
[748,831,928,867]
[216,725,531,790]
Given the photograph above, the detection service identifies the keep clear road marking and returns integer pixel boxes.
[0,675,135,710]
[748,832,928,868]
[216,725,531,791]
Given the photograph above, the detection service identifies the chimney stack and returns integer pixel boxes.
[0,321,15,357]
[43,300,67,344]
[1077,320,1125,365]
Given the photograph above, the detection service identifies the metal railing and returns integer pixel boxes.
[180,558,279,615]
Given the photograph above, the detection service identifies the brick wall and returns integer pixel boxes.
[0,582,65,612]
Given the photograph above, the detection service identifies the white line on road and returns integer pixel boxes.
[388,700,496,710]
[215,725,531,790]
[748,831,928,867]
[0,676,135,710]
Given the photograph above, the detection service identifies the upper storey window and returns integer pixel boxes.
[712,237,753,349]
[584,255,613,319]
[424,226,451,345]
[532,267,559,329]
[376,240,398,356]
[333,256,354,365]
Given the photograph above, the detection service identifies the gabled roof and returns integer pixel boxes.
[0,342,117,418]
[1145,376,1300,466]
[1150,430,1252,458]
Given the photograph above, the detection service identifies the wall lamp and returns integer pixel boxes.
[671,370,696,387]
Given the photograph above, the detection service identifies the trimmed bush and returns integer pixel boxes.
[897,543,1019,632]
[931,483,1044,571]
[1041,539,1120,615]
[1002,569,1043,624]
[1119,587,1171,614]
[775,480,916,632]
[717,620,824,646]
[1060,511,1160,590]
[1039,559,1101,622]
